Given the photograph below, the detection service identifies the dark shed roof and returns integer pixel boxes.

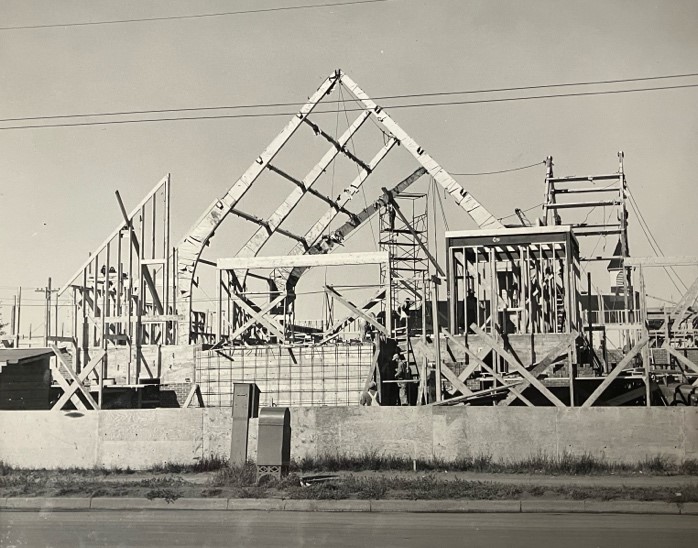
[0,348,54,365]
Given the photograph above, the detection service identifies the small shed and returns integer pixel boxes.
[0,348,53,410]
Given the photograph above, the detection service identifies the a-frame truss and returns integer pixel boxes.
[176,69,502,343]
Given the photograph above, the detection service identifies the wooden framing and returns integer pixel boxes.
[581,335,649,407]
[50,346,103,411]
[216,252,391,345]
[319,287,385,344]
[175,70,502,343]
[470,325,566,407]
[218,251,389,271]
[55,175,173,384]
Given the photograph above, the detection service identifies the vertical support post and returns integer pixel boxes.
[568,347,576,406]
[216,269,222,343]
[489,250,499,371]
[11,297,16,345]
[92,254,99,347]
[14,287,21,348]
[172,246,178,342]
[164,175,171,341]
[100,244,110,408]
[474,247,480,328]
[127,226,133,385]
[136,205,145,381]
[431,276,442,402]
[587,272,594,368]
[385,259,392,337]
[618,152,633,327]
[421,274,427,345]
[53,289,59,345]
[43,277,52,347]
[81,267,89,370]
[448,246,456,333]
[72,287,79,372]
[116,231,123,339]
[638,266,651,406]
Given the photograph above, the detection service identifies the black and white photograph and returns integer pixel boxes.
[0,1,697,546]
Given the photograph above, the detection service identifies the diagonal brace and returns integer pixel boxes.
[229,292,287,341]
[470,324,566,407]
[581,335,649,407]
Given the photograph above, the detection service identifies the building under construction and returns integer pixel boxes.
[3,69,697,411]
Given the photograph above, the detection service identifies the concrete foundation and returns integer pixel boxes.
[0,407,695,469]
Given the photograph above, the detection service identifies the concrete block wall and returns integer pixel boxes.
[196,344,373,408]
[0,407,695,469]
[90,344,198,385]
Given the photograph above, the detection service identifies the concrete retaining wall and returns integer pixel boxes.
[0,407,695,469]
[286,407,698,463]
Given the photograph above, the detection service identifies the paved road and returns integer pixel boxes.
[1,510,696,547]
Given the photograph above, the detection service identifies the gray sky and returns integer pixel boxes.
[1,0,697,326]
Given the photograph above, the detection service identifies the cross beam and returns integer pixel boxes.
[470,325,566,407]
[581,335,649,407]
[229,292,287,341]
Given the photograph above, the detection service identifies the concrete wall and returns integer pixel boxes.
[97,344,198,384]
[286,407,698,463]
[0,407,695,469]
[0,409,232,469]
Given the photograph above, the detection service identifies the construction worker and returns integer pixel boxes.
[394,353,411,406]
[360,381,380,406]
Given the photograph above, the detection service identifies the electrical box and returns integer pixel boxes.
[257,407,291,471]
[229,383,261,467]
[232,383,260,419]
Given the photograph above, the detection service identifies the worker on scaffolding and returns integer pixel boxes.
[387,203,396,231]
[360,381,380,406]
[394,352,411,406]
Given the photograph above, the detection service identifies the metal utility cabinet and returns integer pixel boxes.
[256,407,291,481]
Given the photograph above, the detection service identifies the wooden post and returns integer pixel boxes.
[638,267,651,406]
[164,175,171,341]
[216,270,222,343]
[587,272,594,368]
[14,287,21,348]
[568,347,576,406]
[42,277,52,346]
[99,244,110,408]
[431,276,442,402]
[10,297,16,344]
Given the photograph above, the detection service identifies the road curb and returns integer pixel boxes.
[90,497,227,511]
[284,499,371,512]
[369,500,521,513]
[1,497,92,510]
[679,502,698,515]
[520,500,587,513]
[0,497,690,515]
[227,498,285,511]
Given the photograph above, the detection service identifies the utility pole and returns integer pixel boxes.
[14,287,21,348]
[35,277,58,347]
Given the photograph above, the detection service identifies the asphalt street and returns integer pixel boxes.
[1,510,697,547]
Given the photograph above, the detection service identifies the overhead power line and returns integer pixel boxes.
[0,0,393,31]
[1,83,697,131]
[2,72,697,124]
[451,160,544,176]
[626,188,687,293]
